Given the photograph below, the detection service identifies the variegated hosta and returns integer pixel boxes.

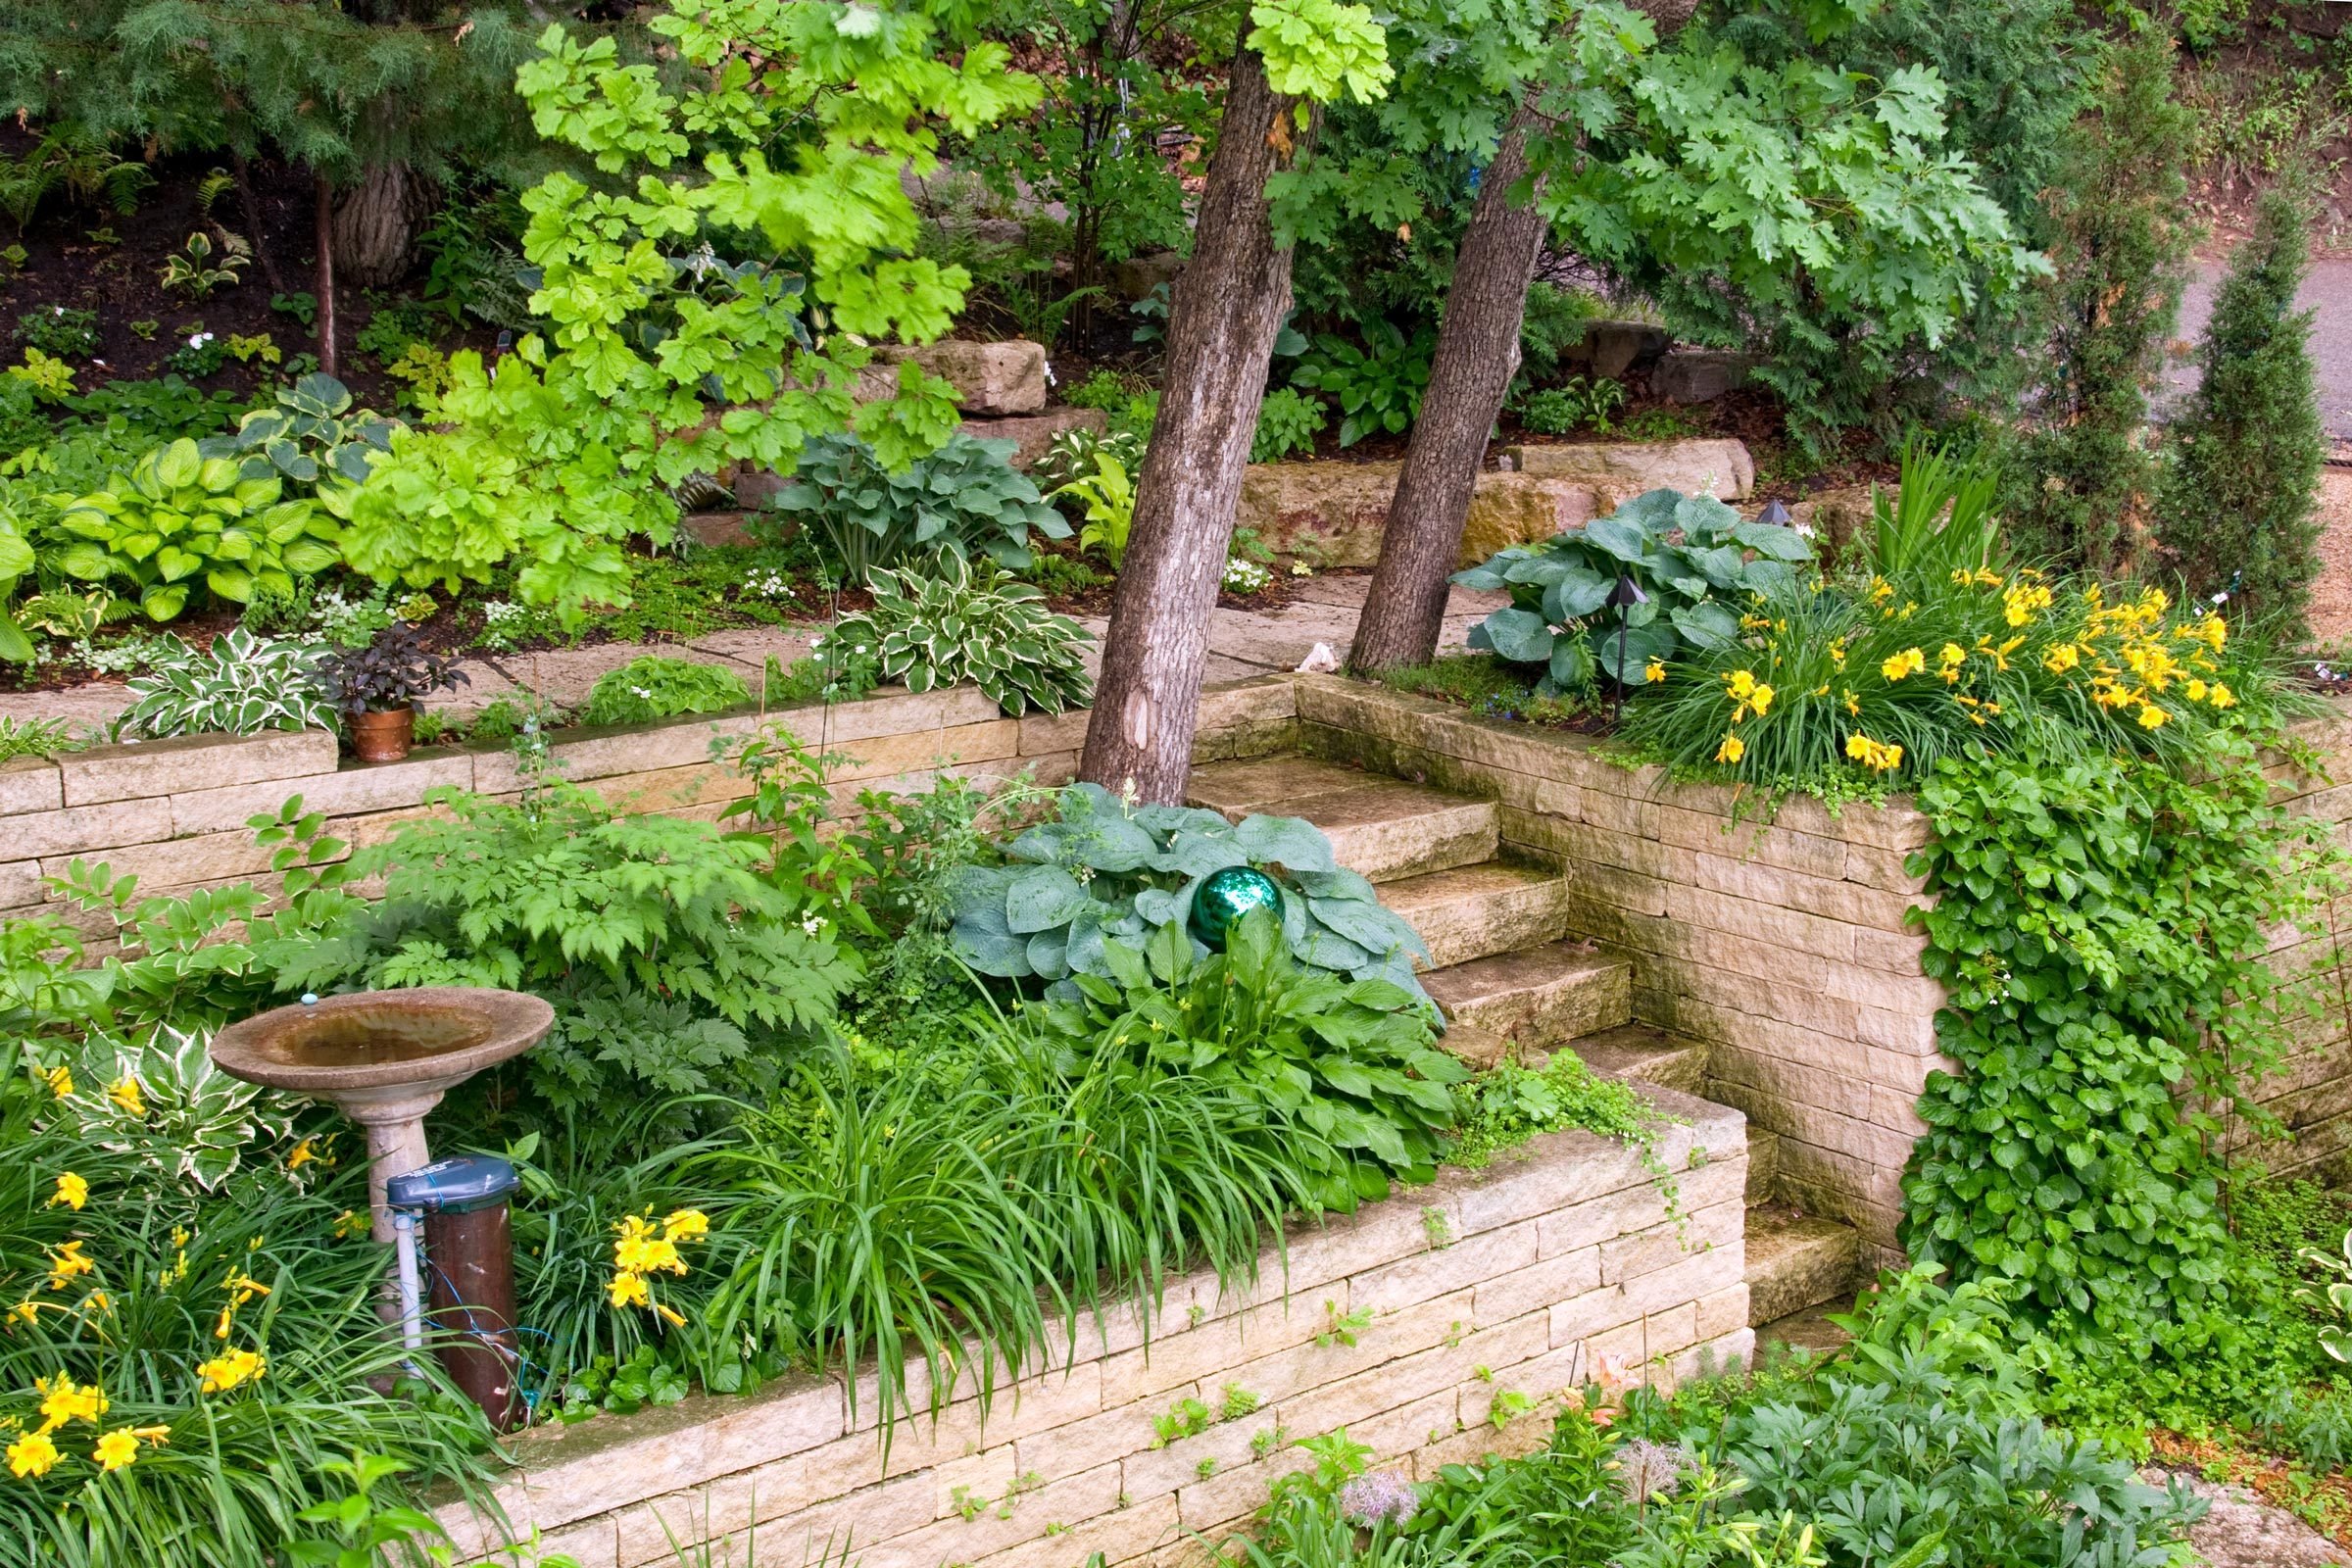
[827,556,1093,717]
[947,782,1436,1005]
[121,629,333,738]
[40,1027,299,1192]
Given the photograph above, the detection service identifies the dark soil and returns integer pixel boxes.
[0,133,494,407]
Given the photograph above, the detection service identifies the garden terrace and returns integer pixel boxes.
[434,1099,1751,1568]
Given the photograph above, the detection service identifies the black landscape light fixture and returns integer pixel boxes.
[1609,573,1647,724]
[1757,499,1793,527]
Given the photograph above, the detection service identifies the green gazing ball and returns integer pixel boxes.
[1189,866,1285,950]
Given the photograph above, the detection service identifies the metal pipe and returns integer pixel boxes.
[391,1210,425,1354]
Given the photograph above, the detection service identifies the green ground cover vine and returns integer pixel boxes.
[1900,736,2344,1344]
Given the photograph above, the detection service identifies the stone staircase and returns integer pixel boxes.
[1187,755,1863,1341]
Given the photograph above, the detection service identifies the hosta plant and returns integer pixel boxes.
[41,1025,299,1191]
[769,431,1072,585]
[828,557,1092,716]
[51,438,345,620]
[1292,319,1435,447]
[1453,487,1812,693]
[1023,910,1465,1203]
[120,630,333,738]
[213,371,398,488]
[1051,450,1135,568]
[946,782,1434,1000]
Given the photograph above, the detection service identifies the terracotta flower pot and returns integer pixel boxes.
[349,707,416,763]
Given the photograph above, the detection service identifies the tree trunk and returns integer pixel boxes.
[331,162,435,290]
[1348,108,1548,672]
[315,171,339,378]
[1077,51,1300,804]
[225,147,288,298]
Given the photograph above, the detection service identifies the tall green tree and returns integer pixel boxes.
[2006,32,2195,576]
[321,0,1038,620]
[2156,186,2326,644]
[1349,0,2048,672]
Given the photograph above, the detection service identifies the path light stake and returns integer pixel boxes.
[1610,574,1647,726]
[1757,499,1793,527]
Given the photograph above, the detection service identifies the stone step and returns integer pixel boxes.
[1743,1204,1861,1327]
[1564,1022,1708,1096]
[1744,1127,1782,1207]
[1421,941,1631,1054]
[1186,756,1496,884]
[1378,861,1574,971]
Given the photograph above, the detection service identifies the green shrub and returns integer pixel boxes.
[1516,377,1625,437]
[2156,186,2328,644]
[222,371,398,490]
[579,657,751,727]
[2006,34,2194,575]
[826,557,1093,716]
[51,438,343,620]
[1292,320,1434,447]
[1023,910,1464,1205]
[1062,369,1147,412]
[1250,386,1327,463]
[14,307,99,361]
[1513,281,1602,395]
[1454,488,1810,693]
[945,782,1432,998]
[120,630,332,738]
[766,431,1071,586]
[263,782,861,1115]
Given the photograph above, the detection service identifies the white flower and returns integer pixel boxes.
[632,686,652,700]
[2212,590,2230,605]
[801,913,825,937]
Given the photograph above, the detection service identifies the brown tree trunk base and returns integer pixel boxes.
[332,162,436,291]
[315,171,339,379]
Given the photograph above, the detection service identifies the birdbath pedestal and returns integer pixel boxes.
[209,988,553,1242]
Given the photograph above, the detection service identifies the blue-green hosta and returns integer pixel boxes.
[50,438,343,620]
[1452,487,1812,693]
[947,783,1434,1003]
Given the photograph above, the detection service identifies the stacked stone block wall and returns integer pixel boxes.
[0,677,1299,958]
[1292,677,1940,1261]
[434,1093,1750,1568]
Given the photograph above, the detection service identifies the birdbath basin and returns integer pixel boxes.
[211,988,553,1243]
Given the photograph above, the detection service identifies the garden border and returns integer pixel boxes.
[433,1093,1752,1568]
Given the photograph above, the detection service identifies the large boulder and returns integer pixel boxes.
[862,340,1050,415]
[1496,439,1755,505]
[1651,349,1755,405]
[1235,462,1599,568]
[1582,320,1674,378]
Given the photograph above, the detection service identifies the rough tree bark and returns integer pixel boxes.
[1347,107,1547,672]
[332,162,435,290]
[1348,0,1697,672]
[1077,51,1300,803]
[315,172,339,378]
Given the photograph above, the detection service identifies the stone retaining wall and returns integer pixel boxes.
[0,676,1300,957]
[436,1092,1751,1568]
[1293,677,1942,1263]
[1297,678,2352,1257]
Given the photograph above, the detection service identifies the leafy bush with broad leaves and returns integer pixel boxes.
[1250,385,1328,463]
[119,630,332,738]
[579,656,750,727]
[1292,319,1435,447]
[946,782,1432,1001]
[50,438,343,620]
[1453,488,1811,693]
[262,781,861,1116]
[1629,1267,2204,1567]
[211,371,397,489]
[0,508,32,662]
[42,1026,297,1191]
[768,431,1071,585]
[1025,911,1464,1203]
[826,556,1092,717]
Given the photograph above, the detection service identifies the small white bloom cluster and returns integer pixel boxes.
[747,568,795,601]
[186,331,215,349]
[1222,557,1272,594]
[478,600,532,652]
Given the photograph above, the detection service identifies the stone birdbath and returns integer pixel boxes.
[210,988,553,1243]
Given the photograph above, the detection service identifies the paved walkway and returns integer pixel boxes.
[2162,259,2352,445]
[0,574,1506,734]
